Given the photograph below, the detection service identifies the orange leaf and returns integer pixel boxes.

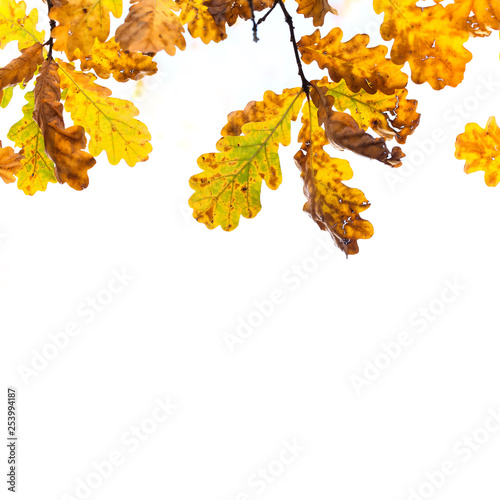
[0,140,24,184]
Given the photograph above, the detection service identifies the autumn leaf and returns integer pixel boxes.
[1,87,13,108]
[294,98,373,255]
[0,0,45,50]
[312,85,404,167]
[7,91,57,195]
[76,37,158,82]
[0,43,44,102]
[204,0,274,27]
[115,0,186,55]
[297,28,408,95]
[50,0,123,60]
[58,60,152,166]
[0,140,24,184]
[374,0,472,89]
[452,0,500,36]
[34,59,96,190]
[295,0,337,27]
[176,0,227,43]
[314,77,420,144]
[189,88,305,230]
[455,116,500,187]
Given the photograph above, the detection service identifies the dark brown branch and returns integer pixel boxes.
[46,0,57,60]
[276,0,310,95]
[256,0,278,25]
[248,0,259,42]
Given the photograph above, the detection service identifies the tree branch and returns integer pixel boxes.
[276,0,310,95]
[248,0,259,42]
[46,0,57,60]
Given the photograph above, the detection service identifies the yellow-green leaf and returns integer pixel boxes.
[7,91,57,195]
[57,60,152,166]
[0,0,45,50]
[189,88,305,231]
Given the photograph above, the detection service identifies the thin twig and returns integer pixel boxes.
[256,0,278,25]
[248,0,259,42]
[276,0,310,95]
[46,0,57,60]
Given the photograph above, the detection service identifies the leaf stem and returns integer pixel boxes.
[46,0,57,60]
[276,0,310,95]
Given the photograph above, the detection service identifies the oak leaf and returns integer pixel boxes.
[76,37,158,82]
[452,0,500,36]
[0,43,44,102]
[374,0,472,89]
[34,59,96,190]
[58,60,152,166]
[312,86,404,167]
[204,0,274,27]
[0,140,24,184]
[189,88,305,230]
[115,0,186,55]
[176,0,227,43]
[0,0,45,50]
[455,116,500,187]
[297,28,408,95]
[50,0,123,60]
[314,77,420,144]
[7,91,57,195]
[296,0,337,26]
[295,99,373,255]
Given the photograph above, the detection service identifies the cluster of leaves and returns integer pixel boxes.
[0,0,499,255]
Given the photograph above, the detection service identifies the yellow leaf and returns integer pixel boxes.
[189,88,305,231]
[298,28,408,95]
[374,0,472,89]
[50,0,123,60]
[0,43,44,102]
[315,76,420,144]
[0,140,24,184]
[7,91,57,195]
[294,98,373,256]
[57,60,153,166]
[296,0,337,27]
[452,0,500,36]
[455,116,500,187]
[34,59,96,191]
[0,0,45,50]
[1,87,13,108]
[176,0,226,43]
[115,0,186,55]
[76,37,158,82]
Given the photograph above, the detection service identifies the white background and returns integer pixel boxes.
[1,0,500,499]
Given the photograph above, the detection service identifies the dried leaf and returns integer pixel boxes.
[295,99,373,255]
[298,28,408,95]
[296,0,337,27]
[76,37,157,82]
[50,0,123,60]
[0,140,24,184]
[34,59,96,190]
[7,91,57,195]
[176,0,227,43]
[374,0,472,89]
[0,0,45,50]
[312,85,404,167]
[58,60,152,166]
[115,0,186,55]
[204,0,273,27]
[452,0,500,36]
[455,116,500,186]
[315,76,420,144]
[0,43,44,102]
[189,88,305,230]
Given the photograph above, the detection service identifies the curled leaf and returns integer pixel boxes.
[34,59,96,190]
[296,0,337,26]
[298,28,408,95]
[312,86,404,167]
[295,99,373,256]
[455,116,500,187]
[0,140,24,184]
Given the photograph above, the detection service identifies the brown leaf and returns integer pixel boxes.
[0,140,24,184]
[312,85,404,167]
[296,0,337,26]
[33,60,96,190]
[0,43,44,101]
[204,0,273,27]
